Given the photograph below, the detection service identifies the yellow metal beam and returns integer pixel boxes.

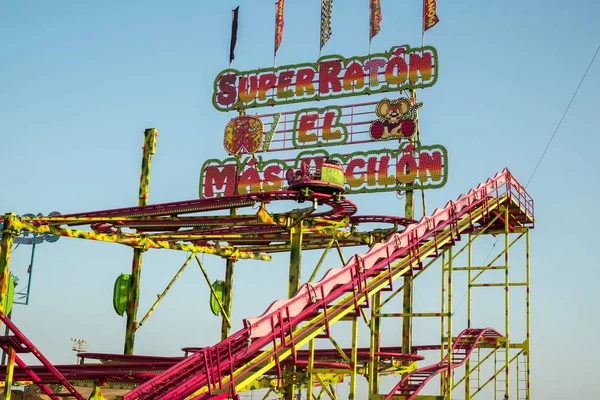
[327,335,351,365]
[504,206,511,400]
[375,256,440,313]
[453,266,507,271]
[470,350,522,397]
[307,339,315,400]
[470,232,525,283]
[484,227,529,235]
[526,228,531,399]
[349,317,358,399]
[375,312,450,318]
[195,255,231,328]
[12,219,271,261]
[3,347,16,400]
[465,233,472,399]
[470,282,527,287]
[368,292,381,397]
[453,346,501,389]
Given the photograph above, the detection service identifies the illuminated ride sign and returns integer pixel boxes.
[213,45,438,112]
[201,44,447,199]
[200,143,447,198]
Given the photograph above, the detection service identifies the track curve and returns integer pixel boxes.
[385,328,503,400]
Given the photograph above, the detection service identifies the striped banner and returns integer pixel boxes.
[370,0,382,39]
[423,0,439,32]
[275,0,285,54]
[320,0,333,49]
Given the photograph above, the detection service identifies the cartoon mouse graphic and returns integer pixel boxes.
[370,98,419,140]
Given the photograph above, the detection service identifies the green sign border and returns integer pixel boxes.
[212,45,438,112]
[199,144,448,198]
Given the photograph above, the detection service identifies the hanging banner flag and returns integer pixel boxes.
[274,0,285,55]
[370,0,382,39]
[423,0,439,32]
[230,6,240,63]
[320,0,333,49]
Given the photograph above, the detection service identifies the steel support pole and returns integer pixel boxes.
[440,252,446,395]
[288,220,303,298]
[477,347,481,388]
[221,208,238,341]
[221,257,235,341]
[402,182,414,370]
[526,228,531,400]
[465,233,473,400]
[368,292,381,396]
[504,207,510,399]
[124,128,157,355]
[446,246,453,400]
[402,89,421,370]
[1,311,10,365]
[3,346,16,400]
[307,339,315,400]
[0,214,17,325]
[284,219,303,400]
[494,350,498,400]
[349,316,358,400]
[124,249,144,355]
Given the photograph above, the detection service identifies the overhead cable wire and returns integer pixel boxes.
[525,44,599,188]
[455,45,599,314]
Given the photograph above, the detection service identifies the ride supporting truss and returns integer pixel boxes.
[436,206,531,400]
[0,170,533,400]
[116,169,532,400]
[363,207,531,400]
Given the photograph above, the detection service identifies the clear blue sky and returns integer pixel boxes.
[1,1,599,398]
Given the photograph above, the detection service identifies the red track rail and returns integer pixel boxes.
[122,169,533,400]
[45,191,358,222]
[385,328,502,400]
[0,312,85,400]
[0,347,422,386]
[12,191,412,255]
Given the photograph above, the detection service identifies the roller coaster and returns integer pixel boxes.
[0,10,532,398]
[0,165,533,399]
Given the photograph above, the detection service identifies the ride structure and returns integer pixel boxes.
[0,166,533,399]
[0,6,532,400]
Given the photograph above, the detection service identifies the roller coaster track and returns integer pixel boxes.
[122,168,534,400]
[0,347,422,387]
[0,311,85,400]
[385,328,503,400]
[5,190,414,258]
[37,191,358,222]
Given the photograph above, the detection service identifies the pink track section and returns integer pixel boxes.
[123,168,533,400]
[54,191,358,221]
[0,312,85,400]
[384,328,502,400]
